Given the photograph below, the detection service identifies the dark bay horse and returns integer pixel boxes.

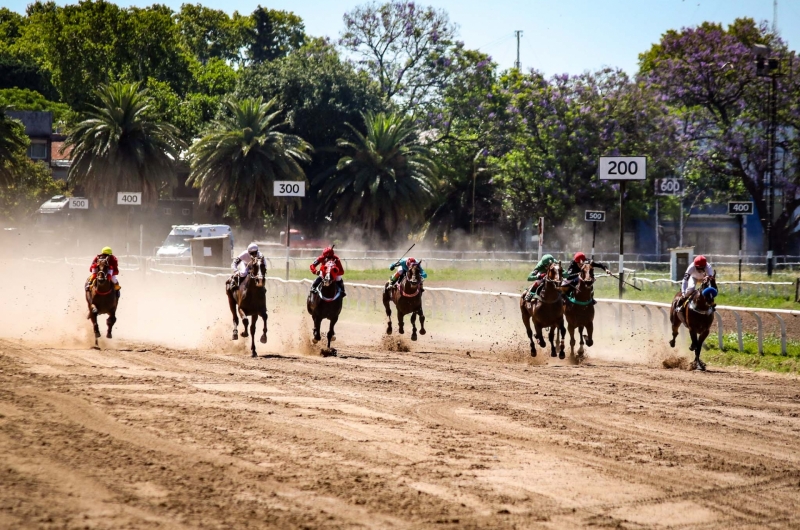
[669,274,718,371]
[307,260,343,353]
[383,262,426,341]
[85,256,117,348]
[564,262,595,357]
[520,261,565,358]
[227,256,268,358]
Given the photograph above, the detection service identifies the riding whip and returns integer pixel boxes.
[604,271,642,291]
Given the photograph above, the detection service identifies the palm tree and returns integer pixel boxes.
[0,106,28,186]
[65,82,185,206]
[186,97,312,231]
[316,111,438,242]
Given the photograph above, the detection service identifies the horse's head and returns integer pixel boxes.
[546,261,562,283]
[95,257,110,283]
[321,260,339,287]
[247,255,265,288]
[406,261,422,284]
[700,273,718,306]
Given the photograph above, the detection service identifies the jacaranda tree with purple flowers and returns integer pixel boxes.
[641,18,800,253]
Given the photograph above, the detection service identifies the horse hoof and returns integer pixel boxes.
[669,340,676,348]
[106,333,112,339]
[94,331,101,339]
[550,351,557,357]
[559,351,565,360]
[411,334,418,341]
[312,337,320,344]
[242,331,249,338]
[386,328,392,335]
[251,352,257,358]
[398,329,404,335]
[330,335,336,342]
[531,350,537,357]
[419,329,426,335]
[585,340,593,347]
[232,333,238,341]
[260,335,267,344]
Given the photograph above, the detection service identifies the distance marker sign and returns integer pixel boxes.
[728,201,754,215]
[599,156,647,180]
[117,192,142,205]
[69,197,88,209]
[584,210,606,222]
[655,178,684,196]
[273,181,305,197]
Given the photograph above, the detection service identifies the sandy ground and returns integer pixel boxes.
[2,259,800,529]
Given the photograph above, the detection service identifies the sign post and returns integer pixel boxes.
[654,179,685,260]
[599,156,647,299]
[537,217,544,261]
[584,210,605,258]
[728,201,754,290]
[274,181,306,280]
[117,192,142,255]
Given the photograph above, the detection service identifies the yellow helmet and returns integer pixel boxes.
[101,246,113,255]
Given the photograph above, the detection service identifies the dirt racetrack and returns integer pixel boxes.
[2,259,800,528]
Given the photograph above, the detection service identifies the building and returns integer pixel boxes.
[7,110,72,179]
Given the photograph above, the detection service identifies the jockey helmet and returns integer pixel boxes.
[406,257,418,266]
[322,246,334,258]
[694,255,707,268]
[101,246,113,255]
[247,243,259,255]
[574,252,586,263]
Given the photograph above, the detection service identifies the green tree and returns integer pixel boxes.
[186,97,312,233]
[247,6,305,63]
[315,111,438,242]
[176,4,250,65]
[65,82,185,206]
[0,87,74,127]
[0,105,28,186]
[0,159,64,222]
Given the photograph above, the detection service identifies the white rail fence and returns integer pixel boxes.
[26,256,799,356]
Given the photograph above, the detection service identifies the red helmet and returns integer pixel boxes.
[574,252,586,262]
[694,255,707,268]
[406,257,418,266]
[322,246,334,258]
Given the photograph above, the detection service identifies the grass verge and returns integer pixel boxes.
[702,332,800,374]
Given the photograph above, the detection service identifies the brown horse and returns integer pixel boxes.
[669,274,718,371]
[85,256,117,348]
[227,255,268,358]
[520,261,565,358]
[383,261,426,341]
[564,262,595,357]
[307,260,344,354]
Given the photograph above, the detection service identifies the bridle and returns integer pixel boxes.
[247,255,265,287]
[321,260,339,287]
[93,257,112,296]
[688,274,717,315]
[544,261,562,286]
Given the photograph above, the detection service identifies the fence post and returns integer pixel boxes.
[773,313,787,355]
[732,311,744,352]
[715,312,724,351]
[749,312,764,355]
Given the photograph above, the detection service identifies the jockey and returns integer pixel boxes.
[387,256,427,291]
[563,252,607,287]
[524,254,555,302]
[677,255,714,309]
[228,243,266,291]
[310,246,346,297]
[88,247,121,298]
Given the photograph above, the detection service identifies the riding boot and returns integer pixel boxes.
[311,276,322,294]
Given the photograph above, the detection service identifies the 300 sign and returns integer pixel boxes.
[273,181,306,197]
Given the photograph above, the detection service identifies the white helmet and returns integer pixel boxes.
[247,243,259,254]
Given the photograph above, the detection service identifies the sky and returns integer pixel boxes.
[6,0,800,76]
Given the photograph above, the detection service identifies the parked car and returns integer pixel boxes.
[155,224,233,260]
[279,229,327,249]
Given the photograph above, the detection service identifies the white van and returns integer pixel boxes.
[156,224,233,260]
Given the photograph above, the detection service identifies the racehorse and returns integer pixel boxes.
[520,261,566,358]
[307,260,344,354]
[564,262,595,357]
[669,274,718,371]
[382,261,426,341]
[226,255,268,358]
[85,256,117,348]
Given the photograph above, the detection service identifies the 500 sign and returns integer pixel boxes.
[584,210,606,222]
[69,198,88,209]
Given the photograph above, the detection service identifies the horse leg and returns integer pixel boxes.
[669,317,680,348]
[577,325,585,355]
[558,319,566,359]
[89,311,100,346]
[383,290,394,335]
[327,315,339,354]
[418,306,426,335]
[410,311,418,341]
[567,320,577,356]
[397,312,405,335]
[534,322,546,348]
[695,329,709,371]
[106,312,116,339]
[521,305,536,356]
[241,312,249,338]
[259,306,268,344]
[228,295,239,340]
[312,315,321,343]
[250,314,258,358]
[585,320,594,348]
[548,326,557,357]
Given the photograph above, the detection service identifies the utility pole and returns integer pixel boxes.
[773,0,778,35]
[514,30,523,70]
